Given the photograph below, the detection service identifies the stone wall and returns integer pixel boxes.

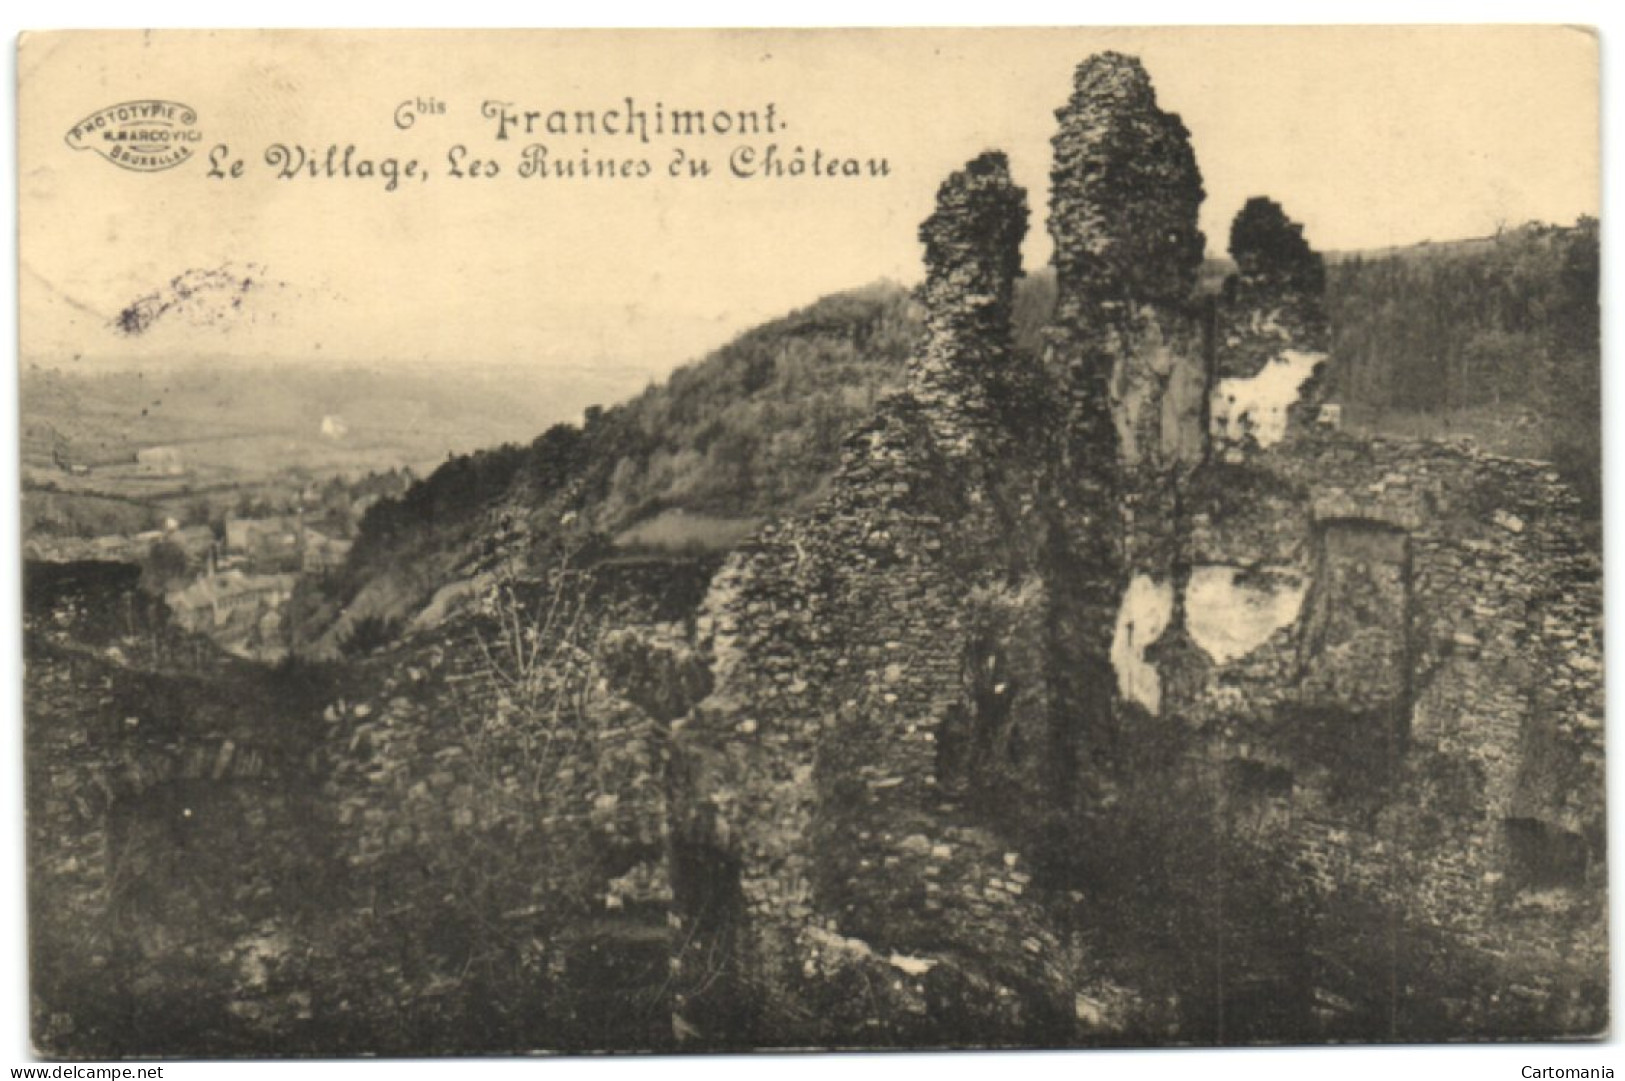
[1146,436,1605,1036]
[24,598,320,1056]
[26,557,686,1056]
[307,565,679,1053]
[1100,171,1601,1036]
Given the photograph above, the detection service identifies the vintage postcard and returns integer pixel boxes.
[16,27,1603,1058]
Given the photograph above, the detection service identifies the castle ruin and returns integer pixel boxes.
[649,52,1605,1045]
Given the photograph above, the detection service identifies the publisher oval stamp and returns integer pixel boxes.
[65,100,201,172]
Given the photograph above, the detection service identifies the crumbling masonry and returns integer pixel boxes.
[635,50,1605,1046]
[24,50,1604,1054]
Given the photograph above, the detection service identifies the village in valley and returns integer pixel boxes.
[17,355,592,663]
[148,509,349,661]
[27,466,387,661]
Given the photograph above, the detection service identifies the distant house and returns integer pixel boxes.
[167,525,218,562]
[23,420,68,467]
[224,515,302,565]
[300,528,353,573]
[224,517,258,552]
[47,441,88,475]
[136,446,187,476]
[165,567,295,636]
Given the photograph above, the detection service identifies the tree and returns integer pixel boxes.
[1228,196,1324,294]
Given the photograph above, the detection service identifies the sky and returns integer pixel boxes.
[17,27,1599,386]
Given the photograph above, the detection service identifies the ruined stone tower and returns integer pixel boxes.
[1047,50,1207,483]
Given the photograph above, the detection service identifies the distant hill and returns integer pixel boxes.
[316,219,1600,643]
[1322,234,1502,265]
[19,363,584,477]
[18,360,642,541]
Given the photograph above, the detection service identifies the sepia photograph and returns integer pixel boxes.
[10,19,1609,1065]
